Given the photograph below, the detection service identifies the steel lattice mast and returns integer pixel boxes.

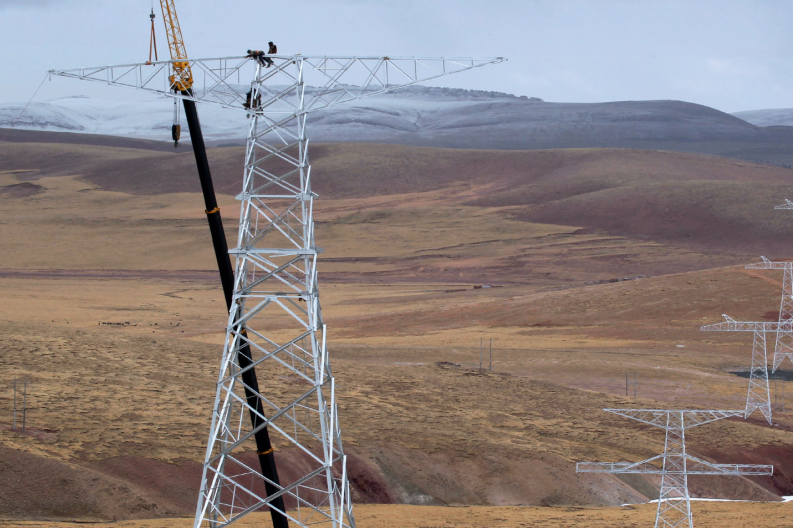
[700,315,781,423]
[775,199,793,210]
[746,256,793,372]
[52,54,505,528]
[577,409,772,528]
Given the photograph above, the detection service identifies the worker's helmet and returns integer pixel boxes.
[268,41,273,46]
[247,49,252,54]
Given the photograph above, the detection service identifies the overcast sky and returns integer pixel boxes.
[1,0,791,112]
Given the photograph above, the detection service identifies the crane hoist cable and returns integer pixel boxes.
[147,8,158,65]
[157,0,192,147]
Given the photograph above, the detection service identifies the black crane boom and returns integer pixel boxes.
[181,92,290,528]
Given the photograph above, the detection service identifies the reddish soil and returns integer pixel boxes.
[0,182,43,197]
[0,446,185,521]
[695,444,793,497]
[0,446,396,520]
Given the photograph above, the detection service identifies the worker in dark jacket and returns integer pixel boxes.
[243,89,261,110]
[247,49,264,65]
[264,42,277,68]
[247,43,277,68]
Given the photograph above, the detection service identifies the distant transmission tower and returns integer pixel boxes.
[52,54,504,528]
[746,256,793,371]
[775,199,793,210]
[577,409,773,528]
[701,315,776,423]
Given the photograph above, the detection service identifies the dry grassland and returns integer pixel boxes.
[2,502,793,527]
[2,138,793,522]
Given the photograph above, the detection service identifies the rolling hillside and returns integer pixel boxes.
[2,131,793,522]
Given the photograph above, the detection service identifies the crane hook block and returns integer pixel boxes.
[172,124,181,148]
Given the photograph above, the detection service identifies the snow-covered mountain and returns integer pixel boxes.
[1,86,774,147]
[8,87,793,165]
[0,86,535,145]
[731,108,793,127]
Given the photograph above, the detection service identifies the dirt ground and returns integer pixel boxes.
[3,135,793,523]
[2,502,793,528]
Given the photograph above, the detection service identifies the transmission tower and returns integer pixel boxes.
[746,256,793,372]
[52,54,504,528]
[775,199,793,210]
[700,315,781,423]
[577,409,772,528]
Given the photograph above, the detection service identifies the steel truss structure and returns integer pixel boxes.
[746,257,793,372]
[577,409,772,528]
[775,199,793,210]
[50,55,504,112]
[52,54,504,528]
[700,315,783,423]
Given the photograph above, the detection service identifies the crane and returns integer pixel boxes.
[151,3,289,527]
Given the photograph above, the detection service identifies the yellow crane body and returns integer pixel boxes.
[159,0,193,91]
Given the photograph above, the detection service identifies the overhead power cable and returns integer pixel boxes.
[0,72,50,143]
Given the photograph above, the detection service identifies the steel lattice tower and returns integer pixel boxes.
[700,315,785,423]
[746,256,793,372]
[52,54,505,528]
[776,199,793,210]
[577,409,772,528]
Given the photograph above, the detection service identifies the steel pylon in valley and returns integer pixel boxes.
[746,257,793,372]
[577,409,772,528]
[700,315,781,423]
[50,53,505,528]
[775,199,793,210]
[192,56,504,528]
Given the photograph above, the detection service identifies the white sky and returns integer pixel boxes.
[1,0,791,112]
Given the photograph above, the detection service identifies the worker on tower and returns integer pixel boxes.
[246,42,277,68]
[243,89,261,110]
[246,49,264,65]
[265,41,277,68]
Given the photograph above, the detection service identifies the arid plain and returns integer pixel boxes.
[2,131,793,525]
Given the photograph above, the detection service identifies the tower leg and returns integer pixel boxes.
[773,267,793,372]
[746,330,772,424]
[655,411,693,528]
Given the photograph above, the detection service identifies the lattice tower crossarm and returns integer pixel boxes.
[576,409,772,528]
[49,55,506,112]
[188,56,504,528]
[775,199,793,210]
[701,316,779,423]
[746,257,793,371]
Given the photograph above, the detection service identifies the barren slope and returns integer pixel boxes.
[1,133,792,523]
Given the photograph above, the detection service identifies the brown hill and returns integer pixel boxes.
[2,131,793,522]
[3,136,793,257]
[0,127,177,151]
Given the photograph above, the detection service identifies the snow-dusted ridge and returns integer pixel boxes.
[5,86,793,164]
[732,108,793,127]
[0,85,537,144]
